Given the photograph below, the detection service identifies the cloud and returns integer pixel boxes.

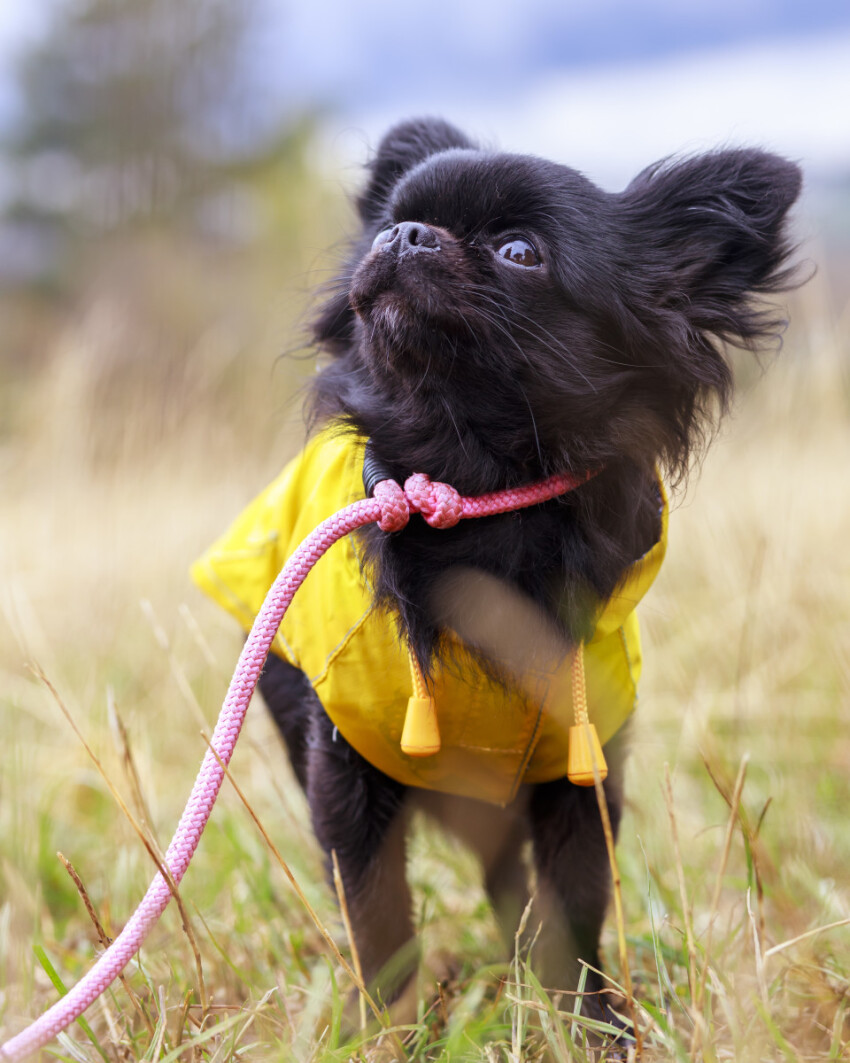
[340,31,850,187]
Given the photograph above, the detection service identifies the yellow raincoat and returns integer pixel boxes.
[192,428,667,806]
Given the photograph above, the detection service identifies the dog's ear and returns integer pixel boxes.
[622,149,802,348]
[357,117,475,223]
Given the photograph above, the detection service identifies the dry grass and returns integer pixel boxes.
[0,265,848,1060]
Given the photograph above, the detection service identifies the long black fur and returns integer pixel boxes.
[258,118,801,1024]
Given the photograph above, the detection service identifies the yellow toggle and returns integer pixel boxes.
[400,696,441,757]
[566,722,608,785]
[567,642,608,785]
[402,646,441,757]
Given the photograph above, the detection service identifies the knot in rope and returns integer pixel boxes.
[373,473,463,531]
[403,473,463,528]
[373,479,409,532]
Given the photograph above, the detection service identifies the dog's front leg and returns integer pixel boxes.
[304,710,417,1004]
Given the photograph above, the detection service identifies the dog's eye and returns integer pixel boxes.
[496,238,540,268]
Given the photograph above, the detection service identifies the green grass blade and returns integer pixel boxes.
[33,945,111,1063]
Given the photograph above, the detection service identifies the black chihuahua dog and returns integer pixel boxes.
[196,117,800,1026]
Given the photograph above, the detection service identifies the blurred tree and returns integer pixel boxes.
[0,0,333,454]
[2,0,265,286]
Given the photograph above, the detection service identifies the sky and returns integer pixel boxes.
[324,30,850,194]
[260,0,850,112]
[260,0,850,191]
[0,1,45,127]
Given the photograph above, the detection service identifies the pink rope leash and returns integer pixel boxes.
[1,468,588,1061]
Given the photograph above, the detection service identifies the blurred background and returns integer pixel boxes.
[0,0,848,470]
[0,0,848,464]
[1,2,849,1057]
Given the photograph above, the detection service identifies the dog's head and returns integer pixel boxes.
[312,118,801,490]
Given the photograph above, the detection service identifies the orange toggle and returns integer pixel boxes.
[400,696,441,757]
[566,722,608,786]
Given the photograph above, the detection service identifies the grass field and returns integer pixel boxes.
[0,258,848,1060]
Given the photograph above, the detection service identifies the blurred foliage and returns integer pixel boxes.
[7,0,260,258]
[0,0,348,463]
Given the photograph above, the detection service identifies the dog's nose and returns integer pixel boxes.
[372,221,440,255]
